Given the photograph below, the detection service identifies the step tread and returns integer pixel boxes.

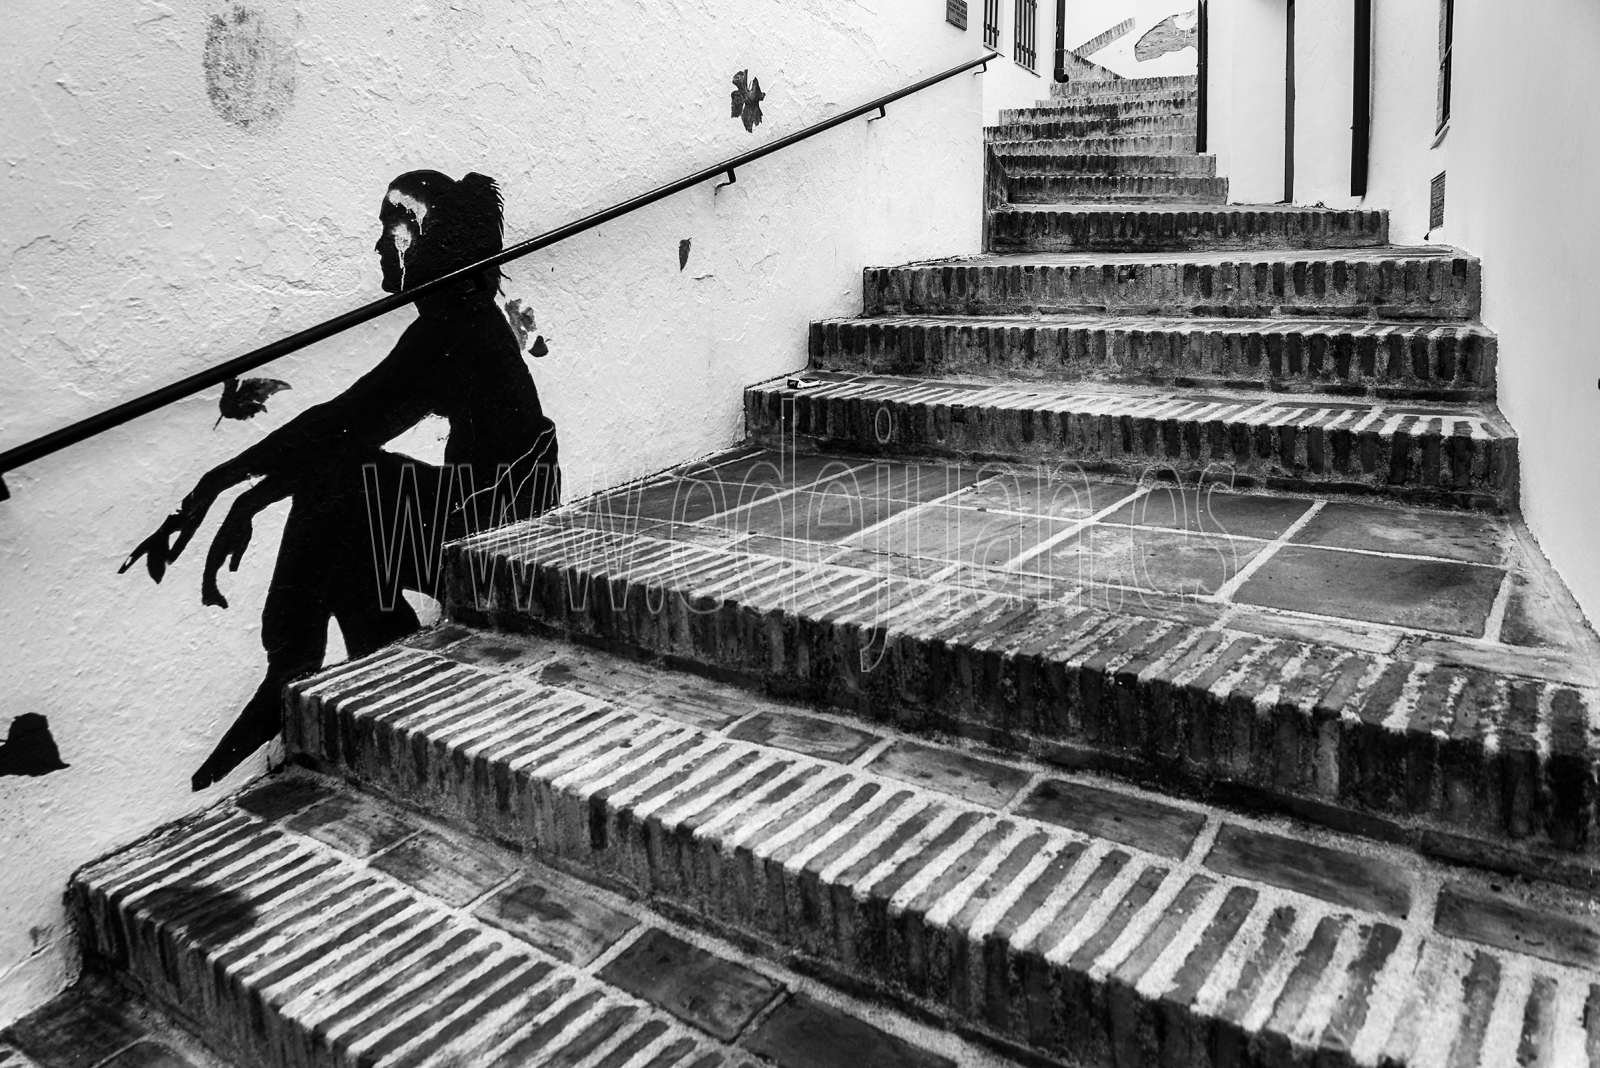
[285,628,1600,1067]
[72,775,983,1068]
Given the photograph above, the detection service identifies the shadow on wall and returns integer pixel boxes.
[0,715,69,779]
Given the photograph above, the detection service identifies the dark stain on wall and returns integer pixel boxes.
[203,5,298,130]
[0,715,69,778]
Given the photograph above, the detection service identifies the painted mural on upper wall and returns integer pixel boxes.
[122,170,562,790]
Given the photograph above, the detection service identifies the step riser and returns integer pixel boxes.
[1026,92,1198,109]
[1000,101,1196,123]
[988,209,1390,253]
[997,154,1218,177]
[866,255,1476,319]
[436,531,1590,862]
[808,322,1498,399]
[1007,176,1230,204]
[1051,75,1197,95]
[745,387,1516,509]
[994,135,1200,154]
[990,117,1198,140]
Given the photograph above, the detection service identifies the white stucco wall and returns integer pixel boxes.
[1203,0,1600,629]
[0,0,1033,1024]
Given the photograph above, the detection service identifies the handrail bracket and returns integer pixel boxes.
[714,168,737,194]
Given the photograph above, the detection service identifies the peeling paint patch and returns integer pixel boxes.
[203,5,297,130]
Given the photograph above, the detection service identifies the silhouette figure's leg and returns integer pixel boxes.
[192,458,399,789]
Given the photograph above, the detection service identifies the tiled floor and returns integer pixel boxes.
[566,446,1598,682]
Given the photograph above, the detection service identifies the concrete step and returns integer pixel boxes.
[1000,99,1195,124]
[805,315,1498,401]
[746,373,1516,509]
[443,446,1598,863]
[1006,174,1230,205]
[70,774,994,1068]
[991,133,1199,155]
[995,152,1218,177]
[1051,74,1198,96]
[286,628,1600,1067]
[985,206,1390,253]
[867,248,1474,320]
[989,115,1197,141]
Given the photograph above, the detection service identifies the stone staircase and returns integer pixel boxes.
[32,74,1600,1068]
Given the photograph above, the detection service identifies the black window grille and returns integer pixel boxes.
[1437,0,1454,130]
[1014,0,1037,70]
[983,0,1001,49]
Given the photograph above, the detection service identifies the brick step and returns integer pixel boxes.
[444,444,1599,856]
[805,316,1497,400]
[1000,99,1195,124]
[69,773,989,1068]
[286,628,1600,1067]
[1006,174,1230,204]
[746,373,1515,509]
[996,152,1218,177]
[868,248,1474,319]
[1052,74,1198,95]
[1026,88,1198,109]
[2,975,234,1068]
[986,206,1390,253]
[988,116,1198,141]
[991,134,1199,154]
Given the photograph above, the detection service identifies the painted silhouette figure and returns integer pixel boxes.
[122,170,560,791]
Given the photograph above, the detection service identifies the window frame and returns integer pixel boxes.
[1013,0,1038,72]
[1436,0,1455,132]
[983,0,1001,50]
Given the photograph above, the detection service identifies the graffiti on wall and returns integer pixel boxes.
[121,170,562,790]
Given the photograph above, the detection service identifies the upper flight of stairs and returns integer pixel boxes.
[49,71,1600,1068]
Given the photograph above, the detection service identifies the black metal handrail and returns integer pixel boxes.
[0,52,999,501]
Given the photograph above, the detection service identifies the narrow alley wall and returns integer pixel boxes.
[0,0,1023,1023]
[1207,0,1600,631]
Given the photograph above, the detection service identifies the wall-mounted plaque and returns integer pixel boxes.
[947,0,968,30]
[1430,171,1447,230]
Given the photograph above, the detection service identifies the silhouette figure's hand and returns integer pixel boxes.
[201,501,256,609]
[119,477,223,583]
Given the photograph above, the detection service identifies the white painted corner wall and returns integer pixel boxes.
[0,0,1056,1025]
[1209,0,1600,629]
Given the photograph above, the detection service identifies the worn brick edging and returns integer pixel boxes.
[440,521,1594,859]
[806,316,1497,399]
[744,377,1517,511]
[864,252,1473,320]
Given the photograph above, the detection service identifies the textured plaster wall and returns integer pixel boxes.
[0,0,1032,1024]
[1203,0,1600,627]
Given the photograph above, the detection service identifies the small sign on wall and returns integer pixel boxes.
[947,0,968,29]
[1430,171,1447,231]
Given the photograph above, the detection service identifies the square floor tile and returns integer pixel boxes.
[1038,524,1264,597]
[1234,545,1504,636]
[729,711,881,763]
[1101,486,1312,540]
[867,742,1033,809]
[597,929,780,1042]
[851,504,1074,568]
[475,871,637,965]
[730,489,908,543]
[951,473,1137,520]
[1291,502,1506,564]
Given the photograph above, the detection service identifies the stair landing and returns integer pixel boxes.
[446,446,1600,873]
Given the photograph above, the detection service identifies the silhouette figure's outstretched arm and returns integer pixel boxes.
[122,324,446,585]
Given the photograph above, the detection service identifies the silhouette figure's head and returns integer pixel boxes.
[376,170,504,294]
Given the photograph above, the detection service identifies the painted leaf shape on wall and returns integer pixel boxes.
[730,70,765,133]
[214,376,292,429]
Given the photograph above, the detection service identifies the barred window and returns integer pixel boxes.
[1014,0,1037,71]
[1436,0,1454,130]
[983,0,1001,50]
